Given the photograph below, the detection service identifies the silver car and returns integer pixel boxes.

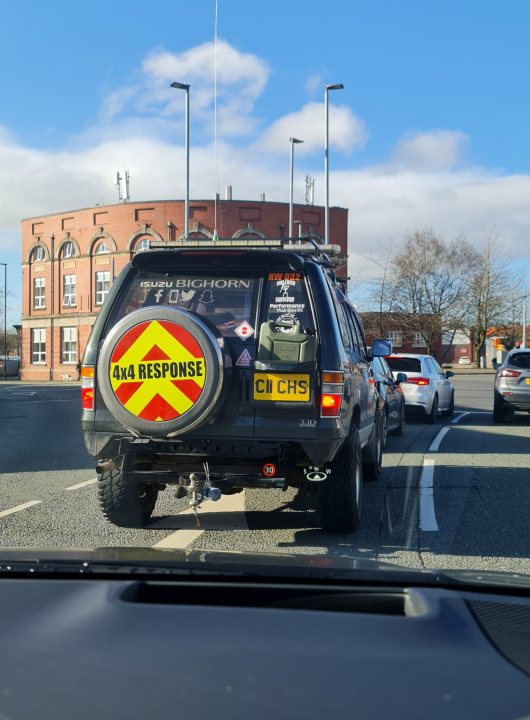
[385,353,455,423]
[493,348,530,422]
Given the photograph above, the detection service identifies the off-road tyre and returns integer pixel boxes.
[317,425,362,533]
[363,412,383,482]
[98,467,158,527]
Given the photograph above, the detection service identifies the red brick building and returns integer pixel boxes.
[21,199,348,381]
[361,311,443,359]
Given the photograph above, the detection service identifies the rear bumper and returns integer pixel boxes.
[401,385,432,414]
[83,430,343,471]
[495,390,530,411]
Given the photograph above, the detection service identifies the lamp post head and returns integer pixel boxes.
[325,83,344,92]
[289,137,304,144]
[170,82,190,91]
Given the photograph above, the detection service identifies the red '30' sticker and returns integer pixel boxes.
[262,462,277,477]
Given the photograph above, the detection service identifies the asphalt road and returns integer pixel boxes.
[0,374,529,575]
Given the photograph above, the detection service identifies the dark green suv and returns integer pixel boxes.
[81,240,390,532]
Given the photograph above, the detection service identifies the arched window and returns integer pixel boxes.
[134,238,150,252]
[232,224,267,239]
[95,242,109,254]
[61,241,76,259]
[32,245,45,262]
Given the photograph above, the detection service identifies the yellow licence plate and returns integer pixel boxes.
[526,378,530,385]
[253,373,311,401]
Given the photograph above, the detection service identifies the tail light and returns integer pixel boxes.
[81,365,95,411]
[406,377,430,386]
[321,371,344,417]
[498,369,521,378]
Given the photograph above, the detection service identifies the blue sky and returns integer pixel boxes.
[1,0,530,322]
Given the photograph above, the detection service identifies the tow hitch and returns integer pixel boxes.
[173,462,221,528]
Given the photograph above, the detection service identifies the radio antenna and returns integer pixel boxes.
[212,0,220,240]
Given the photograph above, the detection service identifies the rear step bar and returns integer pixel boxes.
[126,470,287,490]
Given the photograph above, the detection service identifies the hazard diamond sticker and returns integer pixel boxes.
[109,320,207,422]
[234,321,254,340]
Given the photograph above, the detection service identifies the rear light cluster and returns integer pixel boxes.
[321,371,344,417]
[81,366,95,411]
[498,368,521,378]
[406,377,430,386]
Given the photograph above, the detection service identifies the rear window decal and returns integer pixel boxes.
[236,348,252,367]
[234,321,254,340]
[267,272,301,281]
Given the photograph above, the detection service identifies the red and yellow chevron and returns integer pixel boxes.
[109,320,206,422]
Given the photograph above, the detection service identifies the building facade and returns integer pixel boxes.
[21,199,348,381]
[361,311,443,359]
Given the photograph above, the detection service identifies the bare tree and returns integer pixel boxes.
[463,234,518,364]
[355,241,399,336]
[388,229,475,354]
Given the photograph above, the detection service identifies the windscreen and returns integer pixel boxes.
[5,2,530,597]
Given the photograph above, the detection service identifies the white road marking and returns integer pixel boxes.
[65,478,98,491]
[429,426,451,452]
[0,500,42,518]
[451,410,490,425]
[419,459,438,532]
[152,491,247,549]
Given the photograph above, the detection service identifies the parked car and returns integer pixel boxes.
[493,348,530,422]
[370,355,407,441]
[81,239,391,533]
[385,354,455,422]
[458,355,471,365]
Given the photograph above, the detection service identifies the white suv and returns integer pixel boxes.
[385,354,455,422]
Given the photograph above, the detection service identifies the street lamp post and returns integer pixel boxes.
[289,138,304,239]
[324,83,344,245]
[170,82,190,240]
[0,263,6,381]
[523,294,527,348]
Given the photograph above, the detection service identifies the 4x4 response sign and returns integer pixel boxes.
[109,320,206,421]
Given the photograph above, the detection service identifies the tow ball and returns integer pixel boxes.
[173,463,221,508]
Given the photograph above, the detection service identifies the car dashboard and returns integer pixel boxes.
[1,570,529,719]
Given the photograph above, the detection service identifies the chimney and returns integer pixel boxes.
[260,193,266,202]
[225,185,232,200]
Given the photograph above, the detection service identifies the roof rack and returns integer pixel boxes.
[148,237,345,266]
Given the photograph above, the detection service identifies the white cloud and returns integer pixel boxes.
[99,40,270,140]
[392,130,469,171]
[305,73,322,96]
[254,102,367,154]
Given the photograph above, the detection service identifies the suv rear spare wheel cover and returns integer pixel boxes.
[98,306,224,437]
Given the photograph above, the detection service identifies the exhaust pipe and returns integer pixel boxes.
[96,459,116,474]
